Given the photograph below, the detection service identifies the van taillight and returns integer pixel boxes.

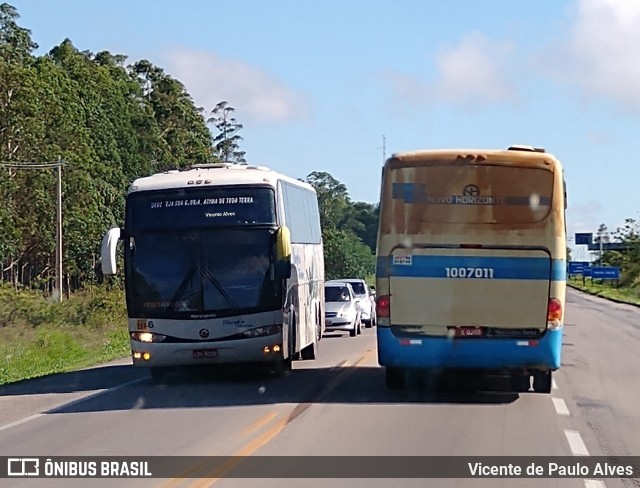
[547,298,562,322]
[376,295,390,318]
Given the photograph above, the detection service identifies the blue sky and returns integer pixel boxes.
[10,0,640,257]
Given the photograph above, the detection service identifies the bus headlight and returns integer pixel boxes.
[131,331,167,343]
[241,325,281,338]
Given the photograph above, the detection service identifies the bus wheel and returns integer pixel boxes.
[300,341,317,360]
[274,357,292,375]
[511,373,531,392]
[150,367,170,383]
[532,371,552,393]
[385,367,405,390]
[300,323,318,360]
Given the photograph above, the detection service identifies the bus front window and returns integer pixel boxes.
[126,228,279,318]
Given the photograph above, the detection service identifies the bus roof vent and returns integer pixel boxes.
[190,163,234,170]
[243,165,270,171]
[507,145,546,153]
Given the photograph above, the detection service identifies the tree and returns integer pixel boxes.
[208,101,246,164]
[304,171,350,229]
[304,171,377,279]
[592,223,610,265]
[130,59,214,170]
[322,228,375,280]
[0,3,37,63]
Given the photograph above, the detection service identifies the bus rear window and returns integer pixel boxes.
[388,164,554,224]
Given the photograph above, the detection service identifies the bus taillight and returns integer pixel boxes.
[547,298,562,324]
[376,295,391,318]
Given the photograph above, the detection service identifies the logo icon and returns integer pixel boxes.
[199,328,210,338]
[8,458,39,477]
[463,184,480,196]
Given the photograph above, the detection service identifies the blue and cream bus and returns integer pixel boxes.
[101,163,324,381]
[375,146,566,393]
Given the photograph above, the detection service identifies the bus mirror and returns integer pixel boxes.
[275,226,292,279]
[101,227,121,275]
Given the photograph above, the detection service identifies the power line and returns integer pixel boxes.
[0,161,65,168]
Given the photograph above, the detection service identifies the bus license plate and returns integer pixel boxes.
[193,349,217,359]
[453,327,484,338]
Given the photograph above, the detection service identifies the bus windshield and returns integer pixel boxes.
[125,228,279,319]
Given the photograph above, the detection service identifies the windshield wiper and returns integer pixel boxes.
[200,267,239,309]
[167,265,198,312]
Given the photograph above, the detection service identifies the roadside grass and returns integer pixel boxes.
[567,277,640,306]
[0,285,130,385]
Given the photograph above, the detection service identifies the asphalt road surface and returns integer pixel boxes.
[1,288,639,488]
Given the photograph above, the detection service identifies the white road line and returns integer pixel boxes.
[0,413,45,433]
[564,429,590,456]
[584,480,606,488]
[552,378,558,390]
[552,397,570,416]
[0,377,147,433]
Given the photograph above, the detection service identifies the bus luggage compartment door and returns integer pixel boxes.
[387,248,553,335]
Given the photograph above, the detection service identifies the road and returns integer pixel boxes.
[1,288,639,487]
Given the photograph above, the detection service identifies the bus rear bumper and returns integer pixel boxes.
[377,327,562,371]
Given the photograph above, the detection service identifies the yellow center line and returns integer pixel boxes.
[160,410,283,488]
[179,352,376,488]
[238,410,280,439]
[190,417,289,487]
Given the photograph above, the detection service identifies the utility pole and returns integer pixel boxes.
[0,159,65,301]
[56,157,63,301]
[382,135,387,164]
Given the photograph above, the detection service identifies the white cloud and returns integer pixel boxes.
[546,0,640,111]
[567,199,605,236]
[384,32,517,112]
[431,32,517,109]
[163,47,311,123]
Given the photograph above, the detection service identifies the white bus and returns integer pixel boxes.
[101,163,324,381]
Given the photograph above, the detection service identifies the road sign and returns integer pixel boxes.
[568,261,590,274]
[591,267,620,279]
[582,268,592,277]
[575,233,593,245]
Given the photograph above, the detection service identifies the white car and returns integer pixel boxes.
[330,279,376,327]
[324,282,362,337]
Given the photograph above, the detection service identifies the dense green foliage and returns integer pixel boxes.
[596,218,640,294]
[0,4,215,293]
[305,171,378,281]
[0,285,129,384]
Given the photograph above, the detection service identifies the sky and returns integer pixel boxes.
[9,0,640,258]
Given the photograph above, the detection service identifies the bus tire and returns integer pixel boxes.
[533,370,552,393]
[385,367,405,390]
[289,314,300,361]
[511,372,531,392]
[300,323,318,360]
[301,340,317,360]
[150,367,170,383]
[275,357,292,375]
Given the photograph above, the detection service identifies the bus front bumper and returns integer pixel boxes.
[377,326,562,371]
[130,335,285,367]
